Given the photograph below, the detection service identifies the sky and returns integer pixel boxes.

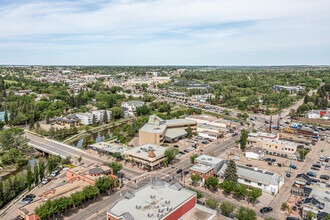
[0,0,329,65]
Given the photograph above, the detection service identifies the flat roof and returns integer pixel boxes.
[197,123,227,132]
[195,155,224,167]
[190,164,213,173]
[218,163,282,186]
[124,144,167,161]
[68,163,114,181]
[107,181,196,220]
[165,129,187,139]
[307,184,330,213]
[140,123,166,134]
[164,118,196,125]
[89,142,127,154]
[20,180,90,215]
[256,137,298,147]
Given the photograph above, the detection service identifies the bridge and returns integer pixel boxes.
[25,132,142,178]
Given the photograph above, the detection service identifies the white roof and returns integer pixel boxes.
[190,164,213,173]
[107,181,196,219]
[124,144,167,161]
[195,155,224,167]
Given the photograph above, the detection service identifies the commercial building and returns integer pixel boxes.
[88,142,127,156]
[124,144,168,170]
[186,115,228,128]
[121,101,144,115]
[107,181,197,220]
[197,123,227,139]
[139,115,197,145]
[218,163,284,195]
[273,85,305,94]
[245,147,265,160]
[247,133,298,154]
[56,114,81,126]
[291,174,329,219]
[18,164,117,220]
[190,155,225,184]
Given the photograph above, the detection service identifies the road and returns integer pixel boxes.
[25,132,142,178]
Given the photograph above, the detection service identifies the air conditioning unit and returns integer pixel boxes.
[147,213,154,218]
[165,200,170,204]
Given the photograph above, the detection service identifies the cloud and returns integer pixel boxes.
[0,0,329,64]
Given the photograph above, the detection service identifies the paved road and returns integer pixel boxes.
[25,132,142,178]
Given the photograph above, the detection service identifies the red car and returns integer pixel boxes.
[246,164,253,167]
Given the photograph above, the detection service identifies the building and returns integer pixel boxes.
[190,155,225,184]
[124,144,168,170]
[76,110,112,125]
[306,110,321,119]
[66,163,117,185]
[273,85,305,94]
[197,123,227,139]
[121,101,144,115]
[291,174,329,219]
[56,114,81,126]
[247,133,298,154]
[18,164,117,220]
[121,107,129,117]
[106,181,197,220]
[139,115,197,145]
[218,163,284,195]
[245,147,265,160]
[186,115,228,128]
[88,142,127,156]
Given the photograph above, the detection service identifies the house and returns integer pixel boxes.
[218,163,284,195]
[56,114,81,126]
[121,107,129,117]
[107,181,197,220]
[322,114,330,120]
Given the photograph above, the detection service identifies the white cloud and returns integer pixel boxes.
[0,0,329,64]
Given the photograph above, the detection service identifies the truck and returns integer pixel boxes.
[198,104,204,107]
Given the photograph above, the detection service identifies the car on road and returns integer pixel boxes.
[184,149,189,153]
[246,164,252,167]
[19,194,36,204]
[42,178,50,185]
[179,151,185,155]
[184,171,189,175]
[320,175,329,180]
[173,145,179,148]
[307,172,317,177]
[286,217,300,220]
[260,207,273,213]
[176,169,183,174]
[298,135,304,138]
[50,169,60,178]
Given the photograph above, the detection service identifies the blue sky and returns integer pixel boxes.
[0,0,329,65]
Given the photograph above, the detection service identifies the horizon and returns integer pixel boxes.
[0,0,329,65]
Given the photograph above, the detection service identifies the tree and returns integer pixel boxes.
[206,177,219,190]
[206,198,219,209]
[136,105,150,116]
[113,127,122,137]
[164,147,179,162]
[190,154,198,164]
[46,113,50,124]
[306,210,316,220]
[233,184,248,199]
[112,152,121,160]
[95,176,115,193]
[103,111,108,124]
[34,163,39,184]
[110,107,124,119]
[235,206,257,220]
[71,191,85,207]
[92,114,96,125]
[26,164,33,191]
[220,180,234,194]
[191,174,200,186]
[326,214,330,220]
[0,121,5,129]
[224,160,238,185]
[289,108,296,119]
[239,129,248,149]
[104,162,122,174]
[4,108,8,124]
[220,202,236,217]
[186,126,193,138]
[298,149,309,162]
[163,158,168,167]
[77,156,82,163]
[47,157,54,174]
[39,159,45,181]
[281,202,289,214]
[0,181,4,208]
[82,185,99,200]
[249,188,262,205]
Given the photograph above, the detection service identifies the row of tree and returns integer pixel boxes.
[34,176,115,220]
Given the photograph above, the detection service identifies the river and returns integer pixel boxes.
[0,157,40,181]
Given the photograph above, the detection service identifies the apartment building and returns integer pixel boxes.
[75,110,112,125]
[121,101,144,115]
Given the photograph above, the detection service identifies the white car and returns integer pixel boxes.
[273,162,277,166]
[42,178,50,185]
[286,169,293,173]
[292,156,296,160]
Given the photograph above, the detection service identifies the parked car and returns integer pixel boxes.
[268,161,272,165]
[307,172,317,177]
[320,175,329,180]
[42,178,50,185]
[271,159,276,162]
[260,207,273,213]
[179,151,185,155]
[286,173,291,178]
[19,194,35,204]
[289,165,296,169]
[173,145,179,148]
[246,164,253,167]
[278,163,282,167]
[311,167,320,171]
[273,163,277,166]
[184,149,189,153]
[183,171,189,175]
[286,217,300,220]
[176,169,183,174]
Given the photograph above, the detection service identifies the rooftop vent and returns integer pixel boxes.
[165,200,170,204]
[262,169,267,173]
[147,213,154,218]
[150,194,156,199]
[157,213,164,218]
[254,167,258,171]
[153,205,159,209]
[208,158,212,161]
[136,205,141,209]
[167,207,173,212]
[158,208,164,213]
